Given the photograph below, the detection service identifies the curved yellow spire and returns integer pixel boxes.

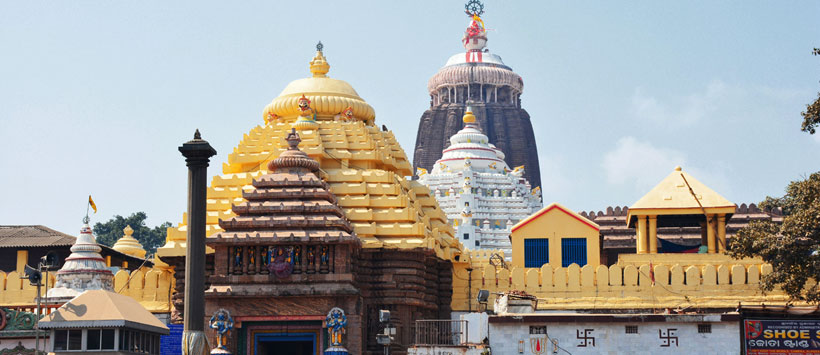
[463,107,476,124]
[112,225,147,259]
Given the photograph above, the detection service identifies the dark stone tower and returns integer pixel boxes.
[413,4,541,189]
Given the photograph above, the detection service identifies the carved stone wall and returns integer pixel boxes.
[413,103,541,189]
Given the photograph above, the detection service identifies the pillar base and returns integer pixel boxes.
[183,330,211,355]
[325,346,349,355]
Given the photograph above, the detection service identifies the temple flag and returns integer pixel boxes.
[88,195,97,214]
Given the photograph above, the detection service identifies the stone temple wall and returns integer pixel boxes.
[413,103,541,190]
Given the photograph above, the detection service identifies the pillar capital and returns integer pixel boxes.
[179,129,217,165]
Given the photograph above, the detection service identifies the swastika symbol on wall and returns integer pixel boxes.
[659,328,679,347]
[576,329,595,347]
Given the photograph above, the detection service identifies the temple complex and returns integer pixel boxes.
[157,44,460,354]
[413,2,541,189]
[418,108,541,257]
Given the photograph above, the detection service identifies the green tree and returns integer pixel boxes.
[729,172,820,303]
[800,48,820,134]
[92,212,172,257]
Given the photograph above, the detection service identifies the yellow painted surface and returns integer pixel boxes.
[157,48,461,262]
[0,268,173,313]
[112,225,147,259]
[451,257,791,312]
[510,203,600,269]
[628,166,736,217]
[627,167,737,254]
[16,250,28,274]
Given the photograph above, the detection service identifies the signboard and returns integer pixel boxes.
[161,323,184,355]
[744,319,820,354]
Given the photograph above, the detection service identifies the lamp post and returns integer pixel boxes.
[179,130,216,355]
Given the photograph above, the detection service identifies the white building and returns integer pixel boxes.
[418,108,541,257]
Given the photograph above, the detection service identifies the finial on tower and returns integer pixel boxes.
[463,106,476,124]
[286,128,302,150]
[194,129,202,140]
[465,0,485,17]
[310,42,330,77]
[462,0,487,52]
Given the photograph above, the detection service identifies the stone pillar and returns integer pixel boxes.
[636,216,647,254]
[706,215,716,254]
[717,215,727,253]
[179,129,216,355]
[648,216,658,254]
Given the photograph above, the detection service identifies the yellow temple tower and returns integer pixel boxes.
[157,42,462,266]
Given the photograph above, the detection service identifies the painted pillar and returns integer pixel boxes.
[717,214,727,253]
[648,216,658,254]
[16,250,28,274]
[706,214,716,254]
[179,129,217,355]
[636,216,647,254]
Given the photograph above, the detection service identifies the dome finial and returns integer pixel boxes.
[463,106,476,124]
[310,41,330,78]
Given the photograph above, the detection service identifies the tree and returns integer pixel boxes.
[800,48,820,134]
[92,212,172,257]
[729,172,820,303]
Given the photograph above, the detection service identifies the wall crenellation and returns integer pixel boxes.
[0,268,173,313]
[451,261,786,311]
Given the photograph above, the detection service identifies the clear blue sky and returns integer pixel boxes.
[1,1,818,235]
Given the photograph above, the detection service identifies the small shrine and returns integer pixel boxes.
[419,108,542,256]
[46,220,114,303]
[40,289,168,354]
[626,166,737,255]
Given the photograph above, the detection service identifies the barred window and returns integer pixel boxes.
[698,324,712,333]
[530,326,547,334]
[625,325,638,334]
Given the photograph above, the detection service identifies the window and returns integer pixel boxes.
[698,324,712,333]
[102,329,115,350]
[561,238,587,267]
[120,330,129,351]
[475,240,480,247]
[463,233,469,240]
[625,325,638,334]
[54,330,68,351]
[524,238,549,268]
[87,329,101,350]
[68,330,82,350]
[529,326,547,334]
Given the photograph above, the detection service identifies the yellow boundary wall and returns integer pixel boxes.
[452,260,791,311]
[0,268,173,313]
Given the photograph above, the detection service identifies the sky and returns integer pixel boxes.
[1,1,818,235]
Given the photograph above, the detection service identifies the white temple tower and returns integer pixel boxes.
[418,108,541,257]
[47,220,114,302]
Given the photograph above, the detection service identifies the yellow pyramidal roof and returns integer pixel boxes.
[627,166,736,224]
[158,45,462,261]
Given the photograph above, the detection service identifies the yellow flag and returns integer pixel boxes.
[88,195,97,214]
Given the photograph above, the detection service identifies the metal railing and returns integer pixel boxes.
[414,320,468,346]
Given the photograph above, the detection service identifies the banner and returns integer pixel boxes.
[744,319,820,354]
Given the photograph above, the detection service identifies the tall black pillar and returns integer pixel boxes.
[179,129,216,355]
